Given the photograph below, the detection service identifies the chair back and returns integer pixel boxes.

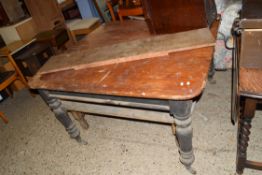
[0,71,17,91]
[107,0,144,22]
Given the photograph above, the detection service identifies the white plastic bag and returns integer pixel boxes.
[214,0,242,70]
[218,1,242,38]
[215,0,228,14]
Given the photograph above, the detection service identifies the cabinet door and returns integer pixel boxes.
[142,0,208,34]
[25,0,64,31]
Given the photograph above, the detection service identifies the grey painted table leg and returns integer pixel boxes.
[169,100,196,174]
[39,90,87,145]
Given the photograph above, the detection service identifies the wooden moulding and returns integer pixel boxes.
[37,27,215,75]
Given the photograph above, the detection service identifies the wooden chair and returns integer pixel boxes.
[36,20,69,52]
[0,48,28,87]
[0,71,17,124]
[106,0,144,22]
[231,1,262,173]
[0,48,29,124]
[66,18,101,43]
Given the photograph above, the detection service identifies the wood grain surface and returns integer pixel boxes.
[15,18,38,42]
[240,68,262,96]
[142,0,207,34]
[240,30,262,69]
[37,21,215,74]
[68,20,151,50]
[239,30,262,96]
[29,47,214,100]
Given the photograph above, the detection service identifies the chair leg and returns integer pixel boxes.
[5,87,13,98]
[236,98,257,174]
[107,1,116,22]
[0,112,8,124]
[7,54,27,86]
[70,30,77,43]
[118,12,124,22]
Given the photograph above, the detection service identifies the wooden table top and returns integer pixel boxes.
[29,20,215,100]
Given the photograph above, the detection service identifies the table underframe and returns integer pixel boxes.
[39,89,198,173]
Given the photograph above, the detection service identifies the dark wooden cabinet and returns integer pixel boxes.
[24,0,64,32]
[141,0,215,34]
[13,42,54,76]
[0,3,10,26]
[0,0,29,27]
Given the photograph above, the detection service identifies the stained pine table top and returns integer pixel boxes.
[29,20,215,100]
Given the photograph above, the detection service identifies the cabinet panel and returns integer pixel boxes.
[142,0,208,34]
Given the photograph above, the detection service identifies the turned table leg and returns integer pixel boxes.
[39,90,87,145]
[169,100,196,174]
[236,98,256,174]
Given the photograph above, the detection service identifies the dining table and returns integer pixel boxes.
[29,20,216,173]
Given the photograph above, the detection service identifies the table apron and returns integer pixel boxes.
[48,91,176,124]
[61,100,175,124]
[49,91,172,108]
